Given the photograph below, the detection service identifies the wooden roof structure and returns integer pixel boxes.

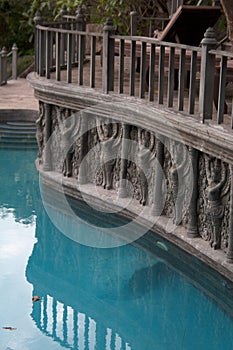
[159,5,222,45]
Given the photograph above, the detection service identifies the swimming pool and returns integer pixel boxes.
[1,148,233,350]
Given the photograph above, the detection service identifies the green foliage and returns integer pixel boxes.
[56,0,80,13]
[7,0,229,53]
[97,0,133,31]
[0,0,168,51]
[0,0,33,50]
[7,54,34,78]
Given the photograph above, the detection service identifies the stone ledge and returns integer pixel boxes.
[28,73,233,164]
[38,165,233,283]
[0,109,38,123]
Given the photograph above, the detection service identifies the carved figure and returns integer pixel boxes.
[96,119,121,190]
[137,129,155,206]
[205,157,228,249]
[57,108,79,177]
[36,102,45,162]
[170,141,189,225]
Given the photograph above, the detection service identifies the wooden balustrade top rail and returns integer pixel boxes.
[36,24,103,37]
[113,36,202,70]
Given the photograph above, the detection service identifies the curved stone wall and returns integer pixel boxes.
[28,73,233,278]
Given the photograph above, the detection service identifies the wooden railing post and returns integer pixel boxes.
[0,47,7,85]
[199,27,217,122]
[60,4,68,66]
[130,11,137,36]
[43,103,52,171]
[102,18,115,93]
[76,7,86,85]
[61,3,67,18]
[34,10,43,75]
[76,6,85,31]
[12,43,18,80]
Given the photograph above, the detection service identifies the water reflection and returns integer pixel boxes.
[26,204,233,350]
[2,148,233,349]
[26,205,163,349]
[0,149,39,224]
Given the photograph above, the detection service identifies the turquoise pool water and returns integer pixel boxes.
[1,148,233,350]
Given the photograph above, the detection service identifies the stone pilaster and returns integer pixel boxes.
[151,136,165,216]
[43,103,52,171]
[227,165,233,263]
[187,147,199,238]
[119,124,129,198]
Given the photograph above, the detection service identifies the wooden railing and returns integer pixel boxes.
[0,43,18,85]
[34,12,233,130]
[0,47,7,85]
[209,48,233,125]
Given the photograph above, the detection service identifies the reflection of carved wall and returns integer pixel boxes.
[37,101,232,255]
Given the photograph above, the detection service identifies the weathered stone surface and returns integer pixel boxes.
[28,73,233,164]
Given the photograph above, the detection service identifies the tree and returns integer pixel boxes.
[0,0,33,50]
[220,0,233,44]
[63,0,169,34]
[1,0,233,52]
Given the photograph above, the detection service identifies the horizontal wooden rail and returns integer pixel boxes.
[37,24,103,38]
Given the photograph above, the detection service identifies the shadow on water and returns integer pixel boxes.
[128,262,172,298]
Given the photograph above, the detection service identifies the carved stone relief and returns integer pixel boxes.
[49,106,63,173]
[197,154,209,241]
[36,101,232,254]
[169,140,191,225]
[198,155,230,250]
[85,124,100,183]
[137,128,156,206]
[95,118,122,190]
[205,157,230,249]
[36,101,45,163]
[72,138,81,179]
[125,126,140,201]
[162,138,173,218]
